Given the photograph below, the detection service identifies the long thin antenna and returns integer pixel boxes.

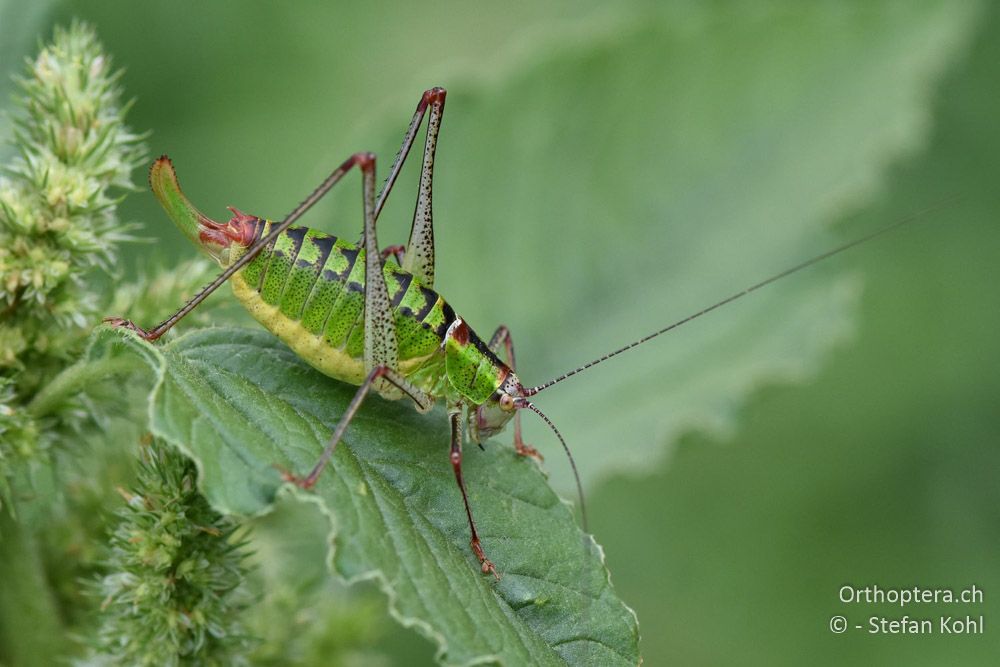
[524,200,957,396]
[520,398,588,531]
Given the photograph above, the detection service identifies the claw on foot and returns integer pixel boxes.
[515,440,544,462]
[481,559,499,579]
[103,316,158,341]
[104,316,147,335]
[471,538,500,580]
[274,464,316,490]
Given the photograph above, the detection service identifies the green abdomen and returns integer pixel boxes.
[228,220,455,386]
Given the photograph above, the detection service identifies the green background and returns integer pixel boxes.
[4,1,998,664]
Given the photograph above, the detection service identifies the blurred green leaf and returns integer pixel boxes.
[591,2,1000,663]
[0,0,57,154]
[407,2,982,492]
[85,325,640,666]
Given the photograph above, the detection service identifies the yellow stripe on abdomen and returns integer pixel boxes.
[231,273,432,390]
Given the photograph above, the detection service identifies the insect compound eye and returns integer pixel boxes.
[499,392,515,411]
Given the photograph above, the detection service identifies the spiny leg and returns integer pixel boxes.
[105,152,377,341]
[488,325,542,461]
[373,89,447,274]
[356,153,401,398]
[359,87,446,288]
[282,365,434,489]
[400,88,445,287]
[373,88,445,218]
[448,407,499,579]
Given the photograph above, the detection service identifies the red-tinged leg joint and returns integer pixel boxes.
[421,87,447,108]
[274,464,317,490]
[103,316,161,342]
[471,538,499,579]
[515,438,544,462]
[380,244,406,264]
[338,151,376,174]
[356,151,376,171]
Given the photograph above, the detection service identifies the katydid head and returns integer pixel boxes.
[472,373,523,440]
[149,156,257,265]
[474,372,590,530]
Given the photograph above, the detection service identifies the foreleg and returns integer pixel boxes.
[448,406,499,579]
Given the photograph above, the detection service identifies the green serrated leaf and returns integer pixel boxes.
[87,324,640,666]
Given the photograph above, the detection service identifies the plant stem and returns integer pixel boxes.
[27,355,141,419]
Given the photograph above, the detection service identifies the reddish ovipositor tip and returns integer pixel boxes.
[149,157,259,262]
